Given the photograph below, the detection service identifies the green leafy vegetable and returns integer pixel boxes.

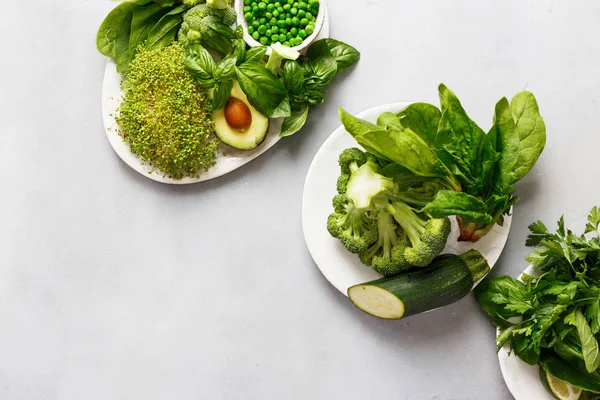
[280,106,309,137]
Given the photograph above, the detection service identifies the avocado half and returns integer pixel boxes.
[213,81,269,150]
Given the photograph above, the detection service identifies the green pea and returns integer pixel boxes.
[297,9,306,18]
[265,23,271,30]
[274,1,281,6]
[277,20,286,28]
[298,1,308,9]
[305,24,314,34]
[260,36,268,45]
[293,2,299,7]
[290,7,298,15]
[272,26,279,34]
[295,37,304,46]
[252,5,259,12]
[286,32,293,40]
[258,2,267,9]
[283,3,290,10]
[285,17,292,26]
[285,13,291,18]
[272,10,279,17]
[306,12,313,19]
[247,26,254,34]
[291,16,299,25]
[271,33,279,41]
[310,4,319,14]
[245,12,253,21]
[287,0,294,4]
[267,3,274,11]
[290,27,298,35]
[277,6,284,13]
[252,31,260,40]
[267,29,273,37]
[279,27,287,34]
[283,41,290,47]
[258,25,267,34]
[308,0,318,5]
[259,17,267,24]
[265,12,273,19]
[252,20,260,28]
[300,18,308,26]
[298,29,306,38]
[244,5,252,12]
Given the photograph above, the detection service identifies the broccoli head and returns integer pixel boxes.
[327,195,378,254]
[178,4,236,47]
[346,160,394,210]
[183,0,205,8]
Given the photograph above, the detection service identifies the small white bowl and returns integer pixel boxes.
[234,0,327,54]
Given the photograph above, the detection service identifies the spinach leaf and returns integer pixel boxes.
[488,97,519,193]
[339,107,388,138]
[565,309,600,373]
[183,45,216,88]
[541,355,600,393]
[202,18,237,40]
[509,91,547,184]
[423,190,495,224]
[144,4,186,52]
[234,62,288,118]
[376,112,403,131]
[306,40,338,86]
[212,80,233,111]
[114,7,135,72]
[128,4,165,60]
[244,46,268,63]
[201,35,233,58]
[281,106,309,137]
[321,39,360,72]
[96,2,136,58]
[396,103,441,145]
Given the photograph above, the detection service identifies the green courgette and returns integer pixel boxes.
[347,250,490,319]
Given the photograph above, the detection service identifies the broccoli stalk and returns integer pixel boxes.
[265,43,300,76]
[327,195,378,254]
[359,212,410,277]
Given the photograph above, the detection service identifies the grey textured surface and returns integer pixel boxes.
[1,0,599,399]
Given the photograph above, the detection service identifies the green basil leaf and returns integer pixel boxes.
[565,309,600,373]
[322,38,360,72]
[280,106,309,137]
[128,4,166,60]
[282,60,304,94]
[114,6,135,72]
[271,97,291,118]
[96,2,137,58]
[144,4,186,52]
[183,44,216,88]
[423,190,495,224]
[244,46,267,63]
[234,62,288,117]
[212,80,233,111]
[396,102,441,145]
[214,54,237,81]
[509,91,547,183]
[306,39,337,85]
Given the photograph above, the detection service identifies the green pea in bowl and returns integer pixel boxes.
[234,0,327,54]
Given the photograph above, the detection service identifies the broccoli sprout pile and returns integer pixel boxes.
[327,148,452,276]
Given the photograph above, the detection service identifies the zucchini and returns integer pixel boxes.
[347,250,490,319]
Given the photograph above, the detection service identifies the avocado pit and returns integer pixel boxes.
[225,97,252,132]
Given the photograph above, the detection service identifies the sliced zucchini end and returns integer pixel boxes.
[348,285,405,319]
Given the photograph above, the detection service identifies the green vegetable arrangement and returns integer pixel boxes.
[339,84,546,242]
[475,207,600,396]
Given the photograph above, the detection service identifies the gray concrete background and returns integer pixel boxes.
[2,0,599,399]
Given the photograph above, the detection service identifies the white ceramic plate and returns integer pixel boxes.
[101,7,330,185]
[498,265,553,400]
[302,103,512,296]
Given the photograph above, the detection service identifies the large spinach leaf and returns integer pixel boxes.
[488,97,519,194]
[509,91,546,184]
[128,4,165,60]
[144,4,186,52]
[423,190,495,224]
[114,7,135,72]
[96,2,137,58]
[396,102,441,145]
[234,62,288,118]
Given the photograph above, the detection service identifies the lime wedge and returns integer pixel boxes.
[540,368,583,400]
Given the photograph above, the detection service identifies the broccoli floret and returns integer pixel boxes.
[178,4,236,46]
[388,201,451,267]
[359,212,411,276]
[183,0,205,8]
[327,195,378,254]
[346,160,395,210]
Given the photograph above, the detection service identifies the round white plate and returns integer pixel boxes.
[302,102,512,296]
[101,7,330,185]
[498,265,553,400]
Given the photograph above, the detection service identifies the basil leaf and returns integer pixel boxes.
[129,4,165,60]
[306,39,337,85]
[231,39,247,64]
[565,309,600,373]
[214,54,237,81]
[271,97,291,118]
[396,102,441,145]
[322,38,360,72]
[423,190,495,224]
[509,91,547,183]
[115,6,135,72]
[244,46,268,63]
[234,62,288,118]
[282,60,304,94]
[281,106,309,137]
[183,45,216,88]
[96,2,136,58]
[212,80,233,111]
[144,4,186,52]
